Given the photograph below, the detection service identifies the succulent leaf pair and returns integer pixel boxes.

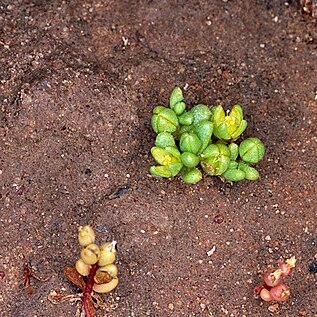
[212,105,247,140]
[150,146,183,178]
[150,87,265,184]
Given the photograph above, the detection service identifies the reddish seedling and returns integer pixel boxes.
[255,256,296,302]
[22,255,49,295]
[49,226,118,317]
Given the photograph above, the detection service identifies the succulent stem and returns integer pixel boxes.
[82,263,99,317]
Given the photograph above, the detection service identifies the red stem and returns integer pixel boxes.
[82,263,98,317]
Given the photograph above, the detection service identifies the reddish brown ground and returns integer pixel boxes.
[1,1,317,316]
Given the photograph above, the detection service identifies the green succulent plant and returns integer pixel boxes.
[149,87,265,184]
[239,137,265,164]
[151,106,179,134]
[212,105,247,140]
[150,146,183,177]
[200,143,231,176]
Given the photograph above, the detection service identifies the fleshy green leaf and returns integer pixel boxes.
[212,105,225,126]
[169,87,183,108]
[228,143,239,161]
[190,104,211,124]
[193,120,213,154]
[238,162,260,180]
[231,119,247,139]
[222,169,245,182]
[213,122,231,140]
[155,132,176,148]
[182,168,202,184]
[178,111,194,126]
[167,162,183,176]
[150,166,172,178]
[180,152,200,168]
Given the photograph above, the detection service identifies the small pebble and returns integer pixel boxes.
[95,225,110,233]
[268,303,279,313]
[213,215,224,224]
[308,261,317,273]
[84,168,92,175]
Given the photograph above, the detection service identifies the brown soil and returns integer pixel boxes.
[1,1,317,316]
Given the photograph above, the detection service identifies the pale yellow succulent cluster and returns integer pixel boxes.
[76,225,118,293]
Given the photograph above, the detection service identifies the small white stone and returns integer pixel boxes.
[207,246,216,256]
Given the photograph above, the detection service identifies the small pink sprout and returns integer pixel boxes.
[255,256,296,303]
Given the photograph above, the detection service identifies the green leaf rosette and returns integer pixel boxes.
[179,132,202,154]
[200,143,230,176]
[150,146,183,177]
[151,106,179,134]
[239,137,265,164]
[212,105,247,140]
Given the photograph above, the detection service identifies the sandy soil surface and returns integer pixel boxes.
[1,1,317,316]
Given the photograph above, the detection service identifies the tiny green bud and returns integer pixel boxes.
[179,132,202,154]
[228,160,239,169]
[155,132,176,148]
[239,137,265,164]
[178,111,194,126]
[173,101,186,115]
[222,168,246,182]
[182,168,203,184]
[238,162,260,180]
[228,143,239,161]
[151,106,179,133]
[173,124,192,140]
[190,104,211,124]
[169,87,186,115]
[169,87,183,108]
[180,152,200,168]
